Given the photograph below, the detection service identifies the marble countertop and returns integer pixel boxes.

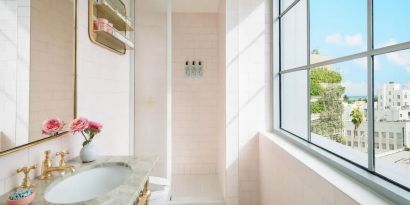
[0,156,158,205]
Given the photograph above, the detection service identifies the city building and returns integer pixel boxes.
[344,82,410,153]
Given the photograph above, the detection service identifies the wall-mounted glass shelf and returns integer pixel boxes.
[94,29,134,50]
[89,0,134,54]
[95,0,134,31]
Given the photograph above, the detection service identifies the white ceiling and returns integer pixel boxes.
[172,0,222,13]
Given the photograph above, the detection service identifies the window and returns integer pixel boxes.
[309,0,366,63]
[374,0,410,48]
[374,49,410,186]
[277,0,410,190]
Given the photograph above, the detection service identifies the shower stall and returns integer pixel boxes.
[134,0,229,204]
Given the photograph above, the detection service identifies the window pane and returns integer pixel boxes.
[374,50,410,188]
[374,0,410,48]
[310,0,366,63]
[281,0,296,13]
[310,58,368,167]
[281,0,307,70]
[281,70,308,139]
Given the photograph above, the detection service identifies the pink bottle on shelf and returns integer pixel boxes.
[94,18,113,33]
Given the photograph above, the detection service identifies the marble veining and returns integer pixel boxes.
[0,156,158,205]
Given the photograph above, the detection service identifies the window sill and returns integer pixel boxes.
[263,130,410,205]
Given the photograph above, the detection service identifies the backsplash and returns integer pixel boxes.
[0,135,81,196]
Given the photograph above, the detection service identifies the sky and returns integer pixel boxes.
[309,0,410,96]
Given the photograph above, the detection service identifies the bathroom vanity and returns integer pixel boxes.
[0,156,157,205]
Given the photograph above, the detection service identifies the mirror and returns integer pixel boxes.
[0,0,76,154]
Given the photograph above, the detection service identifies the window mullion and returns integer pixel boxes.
[307,0,311,142]
[367,0,375,172]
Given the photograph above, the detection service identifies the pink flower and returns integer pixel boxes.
[87,121,103,133]
[42,118,65,135]
[69,117,89,134]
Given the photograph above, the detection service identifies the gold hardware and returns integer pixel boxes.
[39,150,76,180]
[0,132,70,157]
[138,179,151,205]
[56,150,70,166]
[16,165,37,188]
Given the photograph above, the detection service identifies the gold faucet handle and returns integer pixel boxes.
[16,165,37,188]
[44,150,51,159]
[56,150,69,166]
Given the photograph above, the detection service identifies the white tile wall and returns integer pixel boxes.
[172,13,221,175]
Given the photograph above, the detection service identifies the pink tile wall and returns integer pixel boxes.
[76,0,131,156]
[223,0,272,204]
[217,0,227,199]
[259,133,361,205]
[237,0,271,203]
[134,0,169,178]
[29,0,75,142]
[172,13,220,175]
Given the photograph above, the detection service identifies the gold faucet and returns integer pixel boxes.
[17,165,37,188]
[39,150,75,180]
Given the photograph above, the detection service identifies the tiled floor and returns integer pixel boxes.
[169,174,224,205]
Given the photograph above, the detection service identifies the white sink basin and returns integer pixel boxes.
[44,163,132,204]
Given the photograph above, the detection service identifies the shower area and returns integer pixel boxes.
[170,3,225,204]
[134,0,228,204]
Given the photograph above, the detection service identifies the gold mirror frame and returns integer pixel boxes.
[0,0,78,157]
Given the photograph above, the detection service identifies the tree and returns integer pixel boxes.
[343,95,349,103]
[311,86,345,143]
[310,67,346,144]
[350,108,364,137]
